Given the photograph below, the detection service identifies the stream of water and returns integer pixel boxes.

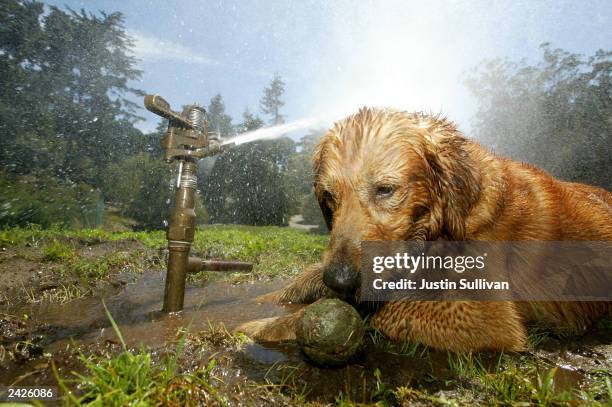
[221,115,326,146]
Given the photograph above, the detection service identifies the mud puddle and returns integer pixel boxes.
[5,271,296,351]
[0,271,453,400]
[0,272,299,386]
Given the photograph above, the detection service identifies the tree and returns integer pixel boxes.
[238,107,264,132]
[201,109,296,226]
[0,1,147,228]
[0,0,58,175]
[0,1,144,185]
[104,154,170,229]
[288,129,325,196]
[207,94,234,138]
[465,43,611,190]
[40,6,143,185]
[260,74,286,125]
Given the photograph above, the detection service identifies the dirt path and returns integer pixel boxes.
[288,214,318,231]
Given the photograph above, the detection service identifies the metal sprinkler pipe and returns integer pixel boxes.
[144,94,253,313]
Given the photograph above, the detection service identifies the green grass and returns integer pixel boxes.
[55,304,228,406]
[0,224,166,248]
[444,352,600,406]
[192,225,327,279]
[4,224,610,406]
[2,225,325,307]
[42,239,76,262]
[368,327,429,359]
[64,251,146,282]
[577,369,612,405]
[2,224,327,281]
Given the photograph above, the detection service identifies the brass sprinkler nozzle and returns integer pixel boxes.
[144,94,252,312]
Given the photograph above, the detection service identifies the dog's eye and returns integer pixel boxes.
[375,185,395,199]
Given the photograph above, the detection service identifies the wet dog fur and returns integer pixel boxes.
[238,108,611,352]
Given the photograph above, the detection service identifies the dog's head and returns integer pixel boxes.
[313,108,482,296]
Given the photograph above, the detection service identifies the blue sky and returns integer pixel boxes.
[44,0,612,135]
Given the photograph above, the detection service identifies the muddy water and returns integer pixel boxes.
[1,271,451,399]
[548,364,585,392]
[13,271,297,351]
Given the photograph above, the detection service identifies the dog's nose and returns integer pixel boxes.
[323,261,360,295]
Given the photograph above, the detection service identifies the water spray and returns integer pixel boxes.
[221,116,323,146]
[144,94,252,313]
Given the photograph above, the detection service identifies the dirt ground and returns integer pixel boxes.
[0,236,610,406]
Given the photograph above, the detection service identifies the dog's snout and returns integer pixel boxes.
[323,261,360,295]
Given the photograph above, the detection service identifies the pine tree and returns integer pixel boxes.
[259,74,286,125]
[207,94,234,137]
[239,108,264,132]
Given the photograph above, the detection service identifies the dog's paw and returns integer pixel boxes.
[255,290,283,304]
[235,316,297,342]
[235,318,275,338]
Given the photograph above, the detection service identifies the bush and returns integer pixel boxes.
[0,172,103,228]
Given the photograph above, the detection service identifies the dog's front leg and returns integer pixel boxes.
[371,300,527,352]
[236,308,305,342]
[257,263,333,304]
[237,264,333,342]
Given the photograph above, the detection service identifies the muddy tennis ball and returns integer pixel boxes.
[296,298,365,366]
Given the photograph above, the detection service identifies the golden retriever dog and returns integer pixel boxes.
[238,108,611,352]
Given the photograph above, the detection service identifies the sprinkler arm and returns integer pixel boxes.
[144,94,252,313]
[144,95,188,125]
[187,258,253,273]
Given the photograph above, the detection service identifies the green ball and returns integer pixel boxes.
[296,298,365,366]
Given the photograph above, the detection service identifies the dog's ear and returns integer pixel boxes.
[422,131,481,240]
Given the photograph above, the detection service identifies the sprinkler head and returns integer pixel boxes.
[144,94,228,162]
